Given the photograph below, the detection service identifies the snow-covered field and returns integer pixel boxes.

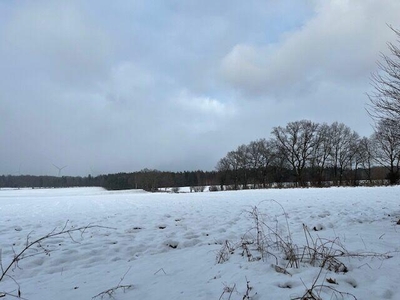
[1,186,400,299]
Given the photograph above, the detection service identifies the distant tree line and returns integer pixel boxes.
[0,170,220,191]
[100,169,219,191]
[0,174,104,189]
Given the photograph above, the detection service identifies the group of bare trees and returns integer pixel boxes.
[217,119,399,188]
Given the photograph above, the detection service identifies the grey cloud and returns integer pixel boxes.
[221,0,400,97]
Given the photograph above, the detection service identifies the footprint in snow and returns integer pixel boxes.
[276,281,299,289]
[165,240,179,249]
[312,223,325,231]
[344,277,358,288]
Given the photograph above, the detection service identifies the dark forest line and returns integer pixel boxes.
[0,165,393,192]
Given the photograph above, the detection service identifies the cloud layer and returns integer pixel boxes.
[1,0,399,176]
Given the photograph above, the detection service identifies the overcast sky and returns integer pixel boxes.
[1,0,400,176]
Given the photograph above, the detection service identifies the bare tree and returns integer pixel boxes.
[269,142,290,187]
[216,150,241,190]
[272,120,319,186]
[367,26,400,128]
[372,120,400,184]
[310,123,333,186]
[348,133,361,185]
[246,140,264,188]
[357,136,376,184]
[258,139,277,188]
[367,26,400,186]
[236,144,250,189]
[329,122,359,186]
[216,157,230,190]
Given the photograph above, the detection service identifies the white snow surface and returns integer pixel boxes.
[1,186,400,299]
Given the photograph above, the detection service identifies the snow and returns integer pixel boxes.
[1,186,400,299]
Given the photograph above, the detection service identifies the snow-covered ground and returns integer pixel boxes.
[1,186,400,299]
